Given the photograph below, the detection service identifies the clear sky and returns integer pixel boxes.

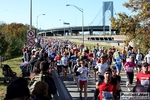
[0,0,131,29]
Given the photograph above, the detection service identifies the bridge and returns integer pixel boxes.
[39,25,119,36]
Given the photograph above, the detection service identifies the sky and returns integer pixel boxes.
[0,0,132,30]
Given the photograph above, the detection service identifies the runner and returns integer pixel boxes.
[95,56,108,82]
[136,62,150,89]
[91,54,98,82]
[115,51,122,76]
[54,52,62,76]
[72,59,81,91]
[136,48,144,72]
[97,67,117,100]
[124,56,137,91]
[61,52,69,81]
[110,65,122,99]
[77,60,88,100]
[144,50,150,64]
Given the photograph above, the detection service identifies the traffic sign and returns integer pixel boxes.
[27,38,35,46]
[27,30,35,39]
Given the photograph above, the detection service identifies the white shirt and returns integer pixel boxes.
[145,54,150,64]
[136,53,143,65]
[92,58,98,66]
[95,63,108,76]
[61,56,68,66]
[77,67,88,81]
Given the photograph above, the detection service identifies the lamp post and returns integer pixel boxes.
[29,0,32,30]
[59,19,70,36]
[66,4,84,45]
[36,14,45,36]
[59,19,65,36]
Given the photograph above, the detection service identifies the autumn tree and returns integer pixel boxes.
[110,0,150,54]
[0,22,35,57]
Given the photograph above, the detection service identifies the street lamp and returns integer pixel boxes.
[29,0,32,30]
[36,14,45,36]
[59,19,70,36]
[66,4,84,45]
[59,19,66,36]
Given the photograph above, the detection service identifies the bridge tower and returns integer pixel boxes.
[103,1,113,35]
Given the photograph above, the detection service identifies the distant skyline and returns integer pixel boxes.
[0,0,131,29]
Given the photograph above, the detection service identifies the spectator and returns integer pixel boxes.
[40,61,57,99]
[29,81,49,100]
[4,77,30,100]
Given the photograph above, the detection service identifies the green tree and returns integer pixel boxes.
[110,0,150,54]
[0,22,35,57]
[0,33,9,56]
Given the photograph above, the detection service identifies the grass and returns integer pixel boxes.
[73,41,112,49]
[0,57,22,99]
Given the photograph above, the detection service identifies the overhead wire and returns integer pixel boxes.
[89,5,103,26]
[97,2,112,26]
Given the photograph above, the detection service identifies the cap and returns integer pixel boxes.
[5,77,30,99]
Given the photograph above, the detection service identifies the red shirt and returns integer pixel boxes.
[73,49,78,54]
[136,72,150,87]
[87,53,93,59]
[54,55,61,61]
[98,82,116,100]
[111,48,116,53]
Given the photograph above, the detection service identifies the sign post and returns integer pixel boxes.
[27,30,35,47]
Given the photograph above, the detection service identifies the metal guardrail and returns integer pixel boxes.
[52,69,72,100]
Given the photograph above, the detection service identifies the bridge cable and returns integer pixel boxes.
[89,5,103,26]
[97,2,112,26]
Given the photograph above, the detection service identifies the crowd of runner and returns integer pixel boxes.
[4,37,150,100]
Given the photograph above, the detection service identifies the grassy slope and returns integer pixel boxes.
[0,57,22,99]
[73,41,112,49]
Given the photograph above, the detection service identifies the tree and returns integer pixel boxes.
[110,0,150,54]
[0,33,9,56]
[0,23,35,57]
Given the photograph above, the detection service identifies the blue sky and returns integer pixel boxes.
[0,0,131,29]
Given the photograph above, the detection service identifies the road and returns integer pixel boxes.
[58,68,137,100]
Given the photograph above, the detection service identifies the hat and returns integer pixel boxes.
[142,62,148,67]
[104,67,112,73]
[5,77,30,99]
